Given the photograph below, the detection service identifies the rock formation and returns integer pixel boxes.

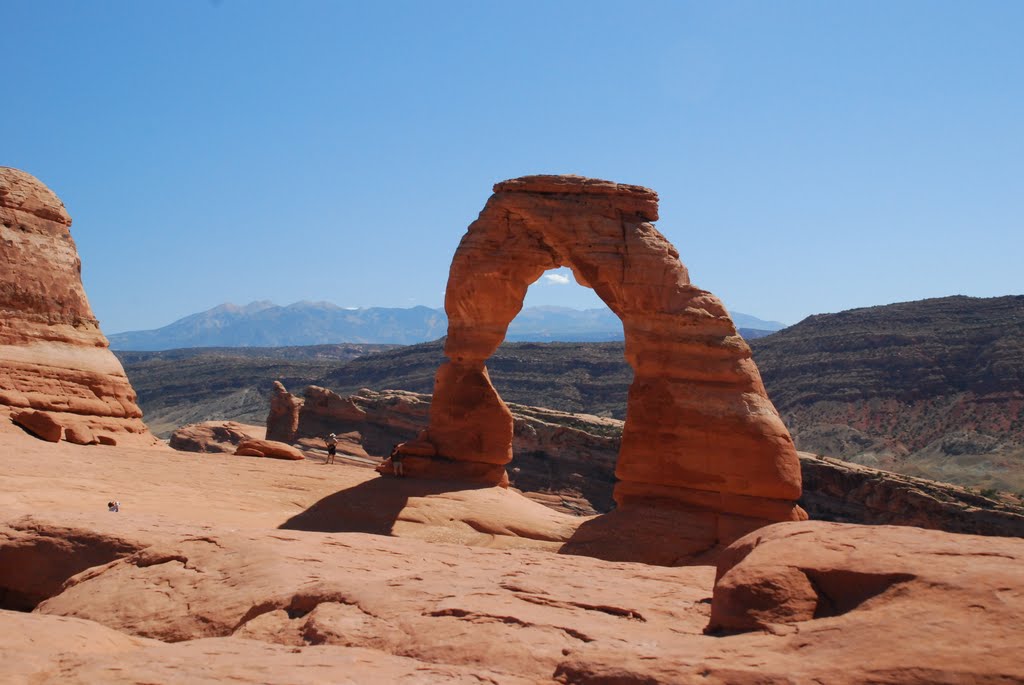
[258,384,1024,536]
[390,175,804,543]
[266,380,302,442]
[3,510,1020,684]
[234,439,305,460]
[0,167,153,445]
[169,421,264,453]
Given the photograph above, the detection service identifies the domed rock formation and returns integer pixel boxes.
[391,174,804,543]
[0,167,154,445]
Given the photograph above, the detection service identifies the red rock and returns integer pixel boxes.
[0,168,155,446]
[169,421,263,453]
[235,447,265,457]
[8,512,1019,684]
[266,381,303,443]
[559,521,1024,684]
[11,409,63,442]
[96,434,117,446]
[399,174,803,544]
[64,424,97,445]
[234,439,304,460]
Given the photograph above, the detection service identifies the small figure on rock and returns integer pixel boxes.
[325,433,338,465]
[389,445,404,478]
[107,500,120,513]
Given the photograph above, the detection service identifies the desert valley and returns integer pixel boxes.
[1,166,1023,684]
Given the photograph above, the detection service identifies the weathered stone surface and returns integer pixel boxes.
[558,521,1024,684]
[5,511,1021,684]
[395,175,802,545]
[96,434,117,446]
[169,421,264,454]
[713,520,1021,632]
[11,409,62,442]
[0,167,154,445]
[266,380,302,443]
[234,439,304,461]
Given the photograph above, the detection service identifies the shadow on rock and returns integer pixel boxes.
[279,475,494,535]
[560,504,722,567]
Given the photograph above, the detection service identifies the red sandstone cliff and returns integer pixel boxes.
[0,168,154,445]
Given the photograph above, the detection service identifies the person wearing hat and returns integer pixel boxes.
[325,433,338,464]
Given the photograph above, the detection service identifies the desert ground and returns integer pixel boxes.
[3,421,1023,684]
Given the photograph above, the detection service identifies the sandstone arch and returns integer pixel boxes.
[395,175,805,537]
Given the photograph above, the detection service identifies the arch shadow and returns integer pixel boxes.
[278,476,493,534]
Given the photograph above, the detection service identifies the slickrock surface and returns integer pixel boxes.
[168,420,265,453]
[2,419,1022,683]
[396,175,804,547]
[559,522,1024,685]
[0,167,154,445]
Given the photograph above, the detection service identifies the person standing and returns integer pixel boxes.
[389,445,404,477]
[325,433,338,464]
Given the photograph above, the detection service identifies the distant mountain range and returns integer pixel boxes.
[107,301,786,350]
[115,294,1024,494]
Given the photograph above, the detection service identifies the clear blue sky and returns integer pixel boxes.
[4,1,1022,333]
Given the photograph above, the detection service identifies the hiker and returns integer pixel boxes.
[107,500,120,513]
[389,445,405,477]
[325,433,338,465]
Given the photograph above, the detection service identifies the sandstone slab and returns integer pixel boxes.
[11,409,62,442]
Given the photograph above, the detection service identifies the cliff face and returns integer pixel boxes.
[750,295,1024,490]
[0,167,154,444]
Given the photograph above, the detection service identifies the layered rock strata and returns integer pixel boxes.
[0,167,153,444]
[392,175,803,542]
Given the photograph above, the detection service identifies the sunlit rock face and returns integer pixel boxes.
[0,167,154,444]
[392,174,804,545]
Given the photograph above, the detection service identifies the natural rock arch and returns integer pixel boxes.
[393,175,805,537]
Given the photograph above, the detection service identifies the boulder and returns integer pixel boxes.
[0,168,155,445]
[11,409,62,442]
[64,424,98,445]
[236,447,265,458]
[235,439,304,461]
[96,435,117,446]
[398,175,804,545]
